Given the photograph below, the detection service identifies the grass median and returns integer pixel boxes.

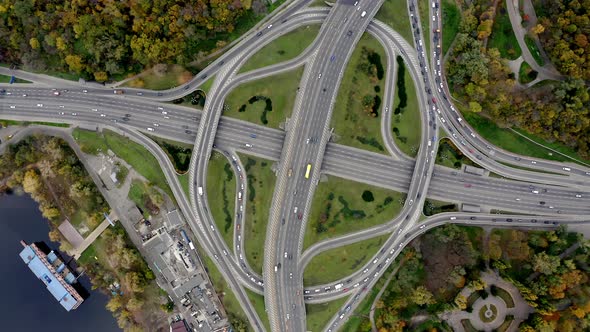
[240,154,276,275]
[306,296,349,332]
[239,25,320,73]
[518,61,538,84]
[376,0,413,43]
[207,151,237,250]
[332,33,388,154]
[245,289,270,332]
[223,67,303,128]
[391,56,421,157]
[304,176,405,250]
[303,234,390,286]
[72,128,173,198]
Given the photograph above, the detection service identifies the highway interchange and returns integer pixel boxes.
[2,0,590,331]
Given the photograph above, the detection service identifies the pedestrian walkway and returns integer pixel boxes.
[71,213,115,259]
[441,270,534,332]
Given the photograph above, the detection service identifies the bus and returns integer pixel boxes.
[305,164,312,179]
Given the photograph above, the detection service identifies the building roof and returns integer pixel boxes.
[19,245,80,311]
[170,320,189,332]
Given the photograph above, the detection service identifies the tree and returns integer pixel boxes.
[29,37,40,49]
[22,169,41,195]
[531,24,545,35]
[454,294,467,310]
[126,296,144,311]
[94,71,108,82]
[532,252,561,275]
[411,286,436,306]
[65,55,84,73]
[106,296,123,312]
[469,101,483,113]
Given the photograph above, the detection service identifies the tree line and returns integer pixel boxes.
[0,0,270,81]
[446,1,590,159]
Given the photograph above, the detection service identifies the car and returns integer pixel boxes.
[532,190,539,194]
[531,160,537,164]
[306,138,310,144]
[563,167,571,171]
[36,103,43,107]
[284,252,288,258]
[22,94,27,97]
[346,30,353,36]
[147,127,154,132]
[71,112,77,116]
[9,105,15,109]
[245,143,253,148]
[330,55,336,62]
[100,113,106,117]
[267,24,273,29]
[153,123,159,127]
[464,183,472,188]
[318,73,322,79]
[576,194,582,198]
[289,272,293,279]
[450,216,457,220]
[53,91,60,96]
[157,92,163,96]
[256,31,263,37]
[58,105,65,108]
[125,114,131,117]
[420,225,425,229]
[515,198,521,201]
[361,10,366,17]
[354,0,358,4]
[432,97,436,103]
[200,74,207,79]
[157,107,164,110]
[136,92,143,96]
[298,213,302,220]
[58,112,64,115]
[250,133,257,138]
[432,15,435,21]
[82,89,88,93]
[385,107,389,112]
[470,216,476,220]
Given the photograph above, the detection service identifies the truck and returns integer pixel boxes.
[113,89,124,94]
[334,283,343,290]
[198,186,203,196]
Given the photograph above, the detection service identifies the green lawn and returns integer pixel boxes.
[0,74,31,83]
[524,35,545,66]
[206,151,236,250]
[376,0,413,43]
[340,283,382,332]
[332,33,388,154]
[306,296,349,332]
[245,289,270,332]
[0,119,69,128]
[518,61,537,84]
[418,0,431,59]
[441,0,461,55]
[240,154,276,274]
[239,25,320,73]
[199,75,215,94]
[123,64,192,90]
[488,3,522,60]
[462,111,586,163]
[177,174,190,200]
[128,180,151,218]
[72,128,173,198]
[304,176,404,250]
[303,234,389,286]
[223,68,303,128]
[195,243,252,330]
[391,56,421,157]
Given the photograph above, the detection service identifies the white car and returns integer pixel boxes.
[59,105,65,108]
[82,89,88,93]
[161,111,168,115]
[267,24,273,29]
[153,123,159,127]
[100,113,106,117]
[450,216,457,220]
[36,103,43,107]
[71,112,77,116]
[245,143,252,148]
[92,108,98,112]
[9,105,15,109]
[157,107,163,110]
[147,127,154,132]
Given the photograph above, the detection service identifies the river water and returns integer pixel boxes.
[0,191,120,332]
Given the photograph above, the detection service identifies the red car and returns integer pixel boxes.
[432,97,436,103]
[464,184,472,188]
[298,213,303,220]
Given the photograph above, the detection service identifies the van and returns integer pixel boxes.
[238,191,242,200]
[294,207,298,214]
[361,10,367,17]
[563,167,571,171]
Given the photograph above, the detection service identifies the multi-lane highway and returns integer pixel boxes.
[2,0,590,331]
